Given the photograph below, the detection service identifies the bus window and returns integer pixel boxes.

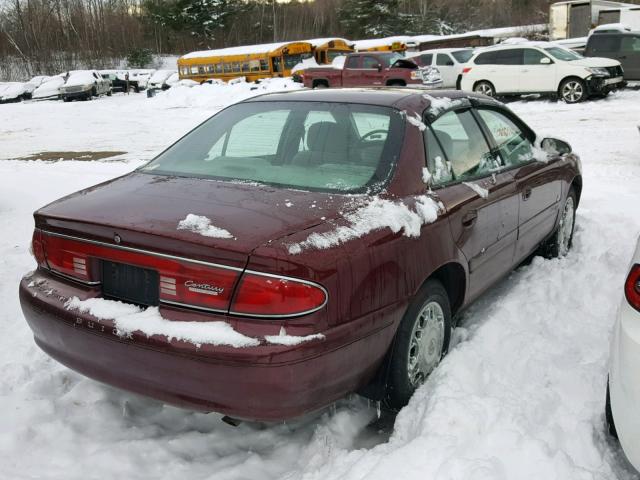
[272,56,282,73]
[242,62,249,72]
[233,62,241,73]
[206,65,214,73]
[198,66,205,74]
[283,53,312,71]
[224,63,232,73]
[190,66,198,75]
[260,59,269,71]
[215,64,223,74]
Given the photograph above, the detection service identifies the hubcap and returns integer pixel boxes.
[407,301,445,387]
[562,81,583,103]
[476,83,493,96]
[557,196,575,256]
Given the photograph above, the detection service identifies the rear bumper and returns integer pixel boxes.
[609,298,640,472]
[19,269,399,421]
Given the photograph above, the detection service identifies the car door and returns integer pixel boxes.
[475,107,562,263]
[474,49,523,93]
[436,53,458,88]
[361,55,385,86]
[342,56,362,87]
[621,35,640,80]
[424,108,519,301]
[519,48,557,93]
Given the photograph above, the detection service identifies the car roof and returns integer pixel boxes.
[244,88,489,109]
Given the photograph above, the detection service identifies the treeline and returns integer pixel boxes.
[1,0,553,80]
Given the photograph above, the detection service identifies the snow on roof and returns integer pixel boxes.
[182,41,311,60]
[306,37,353,48]
[411,24,547,43]
[353,36,413,50]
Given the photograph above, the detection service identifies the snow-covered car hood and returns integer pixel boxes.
[570,57,621,68]
[64,72,97,88]
[32,77,65,98]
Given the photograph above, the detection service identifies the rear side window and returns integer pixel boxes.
[476,109,534,167]
[474,51,498,64]
[589,35,621,53]
[436,54,453,66]
[420,54,433,65]
[426,110,497,183]
[474,49,523,65]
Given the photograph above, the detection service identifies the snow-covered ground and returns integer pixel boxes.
[1,84,639,479]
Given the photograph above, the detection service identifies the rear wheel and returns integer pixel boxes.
[385,280,452,409]
[543,188,576,258]
[474,80,495,97]
[560,78,586,103]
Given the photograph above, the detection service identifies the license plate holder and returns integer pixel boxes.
[101,261,159,307]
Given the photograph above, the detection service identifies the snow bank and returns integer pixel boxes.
[265,327,325,346]
[155,77,302,109]
[177,214,233,239]
[288,195,441,254]
[292,57,321,74]
[65,297,259,348]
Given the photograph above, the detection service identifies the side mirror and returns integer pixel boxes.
[541,137,571,155]
[540,57,552,64]
[447,60,454,66]
[377,64,383,72]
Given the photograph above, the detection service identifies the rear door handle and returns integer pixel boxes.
[462,210,477,227]
[522,188,532,201]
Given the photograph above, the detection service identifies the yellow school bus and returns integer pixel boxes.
[352,36,410,54]
[308,38,354,64]
[177,41,314,83]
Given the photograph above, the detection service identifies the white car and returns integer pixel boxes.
[460,42,625,103]
[407,48,474,88]
[148,69,177,90]
[61,70,111,101]
[129,69,156,90]
[31,76,66,100]
[608,236,640,472]
[0,82,30,103]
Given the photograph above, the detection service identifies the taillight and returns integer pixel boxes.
[625,264,640,312]
[44,234,92,281]
[31,230,47,267]
[462,67,472,74]
[231,272,327,317]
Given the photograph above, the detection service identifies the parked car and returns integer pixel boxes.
[407,48,474,89]
[585,29,640,81]
[607,235,640,473]
[148,69,177,90]
[460,42,626,103]
[302,52,442,88]
[0,82,30,103]
[19,89,581,422]
[165,72,180,88]
[61,70,111,101]
[129,69,155,90]
[31,75,65,100]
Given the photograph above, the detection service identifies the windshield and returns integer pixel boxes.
[452,49,474,63]
[544,46,583,61]
[284,53,313,70]
[381,52,405,67]
[140,101,404,193]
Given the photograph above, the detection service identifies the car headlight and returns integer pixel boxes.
[586,67,609,76]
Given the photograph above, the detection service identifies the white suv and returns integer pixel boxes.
[407,48,474,89]
[460,42,625,103]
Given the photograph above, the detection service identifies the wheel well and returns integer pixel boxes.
[570,174,583,207]
[455,75,462,90]
[427,262,466,317]
[558,76,585,94]
[312,79,329,88]
[386,79,406,86]
[473,79,494,91]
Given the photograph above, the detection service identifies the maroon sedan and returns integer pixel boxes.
[20,89,582,421]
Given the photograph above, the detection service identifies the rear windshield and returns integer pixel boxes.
[451,49,473,63]
[140,101,404,193]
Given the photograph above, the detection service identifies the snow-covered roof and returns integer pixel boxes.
[306,37,353,48]
[181,41,311,60]
[411,24,547,43]
[353,36,413,50]
[407,47,473,56]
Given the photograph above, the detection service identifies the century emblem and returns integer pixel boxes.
[184,280,225,296]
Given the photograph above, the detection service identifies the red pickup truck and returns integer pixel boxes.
[301,52,442,89]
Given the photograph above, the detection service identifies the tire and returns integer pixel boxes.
[63,97,71,103]
[106,89,112,97]
[543,188,577,258]
[559,78,586,104]
[385,279,452,409]
[387,80,406,87]
[473,80,495,97]
[606,379,619,439]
